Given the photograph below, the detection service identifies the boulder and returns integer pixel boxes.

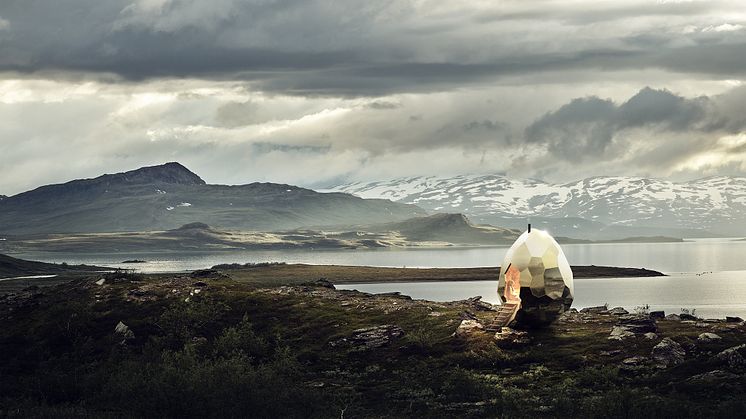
[580,305,608,314]
[330,325,404,350]
[665,314,681,321]
[714,344,746,369]
[651,338,685,367]
[650,311,665,319]
[608,307,629,315]
[608,326,634,341]
[466,296,496,311]
[679,313,698,321]
[643,332,658,340]
[494,327,530,346]
[454,320,485,338]
[114,321,135,341]
[726,316,744,323]
[697,332,722,342]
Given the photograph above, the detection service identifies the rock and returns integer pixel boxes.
[459,311,479,321]
[454,320,485,338]
[694,322,709,328]
[608,326,635,341]
[698,332,722,342]
[650,311,665,319]
[714,344,746,369]
[679,313,698,321]
[114,321,135,341]
[95,278,106,286]
[608,307,629,315]
[600,349,622,356]
[192,281,208,287]
[726,316,744,323]
[618,315,657,334]
[330,325,404,350]
[651,338,685,367]
[643,332,658,340]
[580,305,608,314]
[465,296,496,311]
[494,327,530,345]
[665,314,681,321]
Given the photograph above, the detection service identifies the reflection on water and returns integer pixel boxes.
[337,271,746,319]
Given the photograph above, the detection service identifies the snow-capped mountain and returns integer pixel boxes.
[327,175,746,238]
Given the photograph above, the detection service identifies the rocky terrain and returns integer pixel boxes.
[328,174,746,239]
[0,269,743,418]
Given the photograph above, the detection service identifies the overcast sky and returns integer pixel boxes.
[1,0,746,195]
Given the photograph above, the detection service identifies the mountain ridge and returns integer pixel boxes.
[327,174,746,238]
[0,163,426,234]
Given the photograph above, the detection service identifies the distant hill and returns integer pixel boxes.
[328,174,746,239]
[360,213,521,245]
[0,163,426,234]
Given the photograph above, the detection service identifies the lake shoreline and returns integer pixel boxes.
[221,263,664,286]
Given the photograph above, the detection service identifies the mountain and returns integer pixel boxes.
[327,175,746,239]
[0,163,426,234]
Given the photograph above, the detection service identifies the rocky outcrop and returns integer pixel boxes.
[618,315,657,333]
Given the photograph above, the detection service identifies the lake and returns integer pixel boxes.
[10,238,746,318]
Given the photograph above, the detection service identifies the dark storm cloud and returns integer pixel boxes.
[1,0,746,95]
[525,87,746,162]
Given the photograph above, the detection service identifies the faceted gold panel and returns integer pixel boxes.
[498,228,574,325]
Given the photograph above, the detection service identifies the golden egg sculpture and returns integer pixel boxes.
[497,226,574,326]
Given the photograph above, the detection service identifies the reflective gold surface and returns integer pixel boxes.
[498,228,574,325]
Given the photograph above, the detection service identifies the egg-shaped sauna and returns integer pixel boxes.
[497,225,574,326]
